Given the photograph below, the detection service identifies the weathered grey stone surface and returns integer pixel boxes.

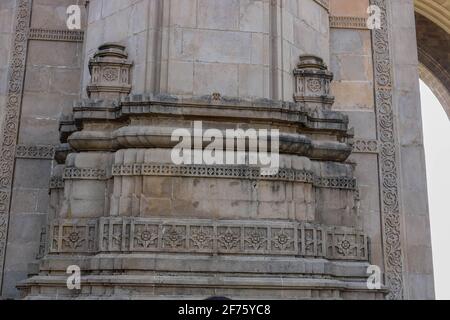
[0,0,439,300]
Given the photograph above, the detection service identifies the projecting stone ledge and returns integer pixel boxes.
[66,94,352,135]
[19,254,387,300]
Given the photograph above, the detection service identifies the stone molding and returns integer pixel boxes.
[68,128,352,162]
[112,163,357,190]
[313,0,330,12]
[47,217,368,261]
[15,144,55,159]
[28,28,84,42]
[0,0,32,291]
[371,0,404,300]
[329,16,368,29]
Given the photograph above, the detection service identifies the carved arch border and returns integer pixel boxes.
[418,55,450,120]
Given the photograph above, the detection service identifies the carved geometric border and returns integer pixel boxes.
[59,164,358,191]
[0,0,32,292]
[29,28,84,42]
[63,167,107,180]
[371,0,404,300]
[15,144,55,159]
[352,139,379,153]
[111,164,357,191]
[330,16,368,29]
[49,176,64,189]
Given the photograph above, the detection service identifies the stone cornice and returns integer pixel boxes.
[66,95,351,139]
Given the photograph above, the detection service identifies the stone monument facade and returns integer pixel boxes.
[0,0,437,299]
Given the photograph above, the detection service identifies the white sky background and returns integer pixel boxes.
[420,80,450,300]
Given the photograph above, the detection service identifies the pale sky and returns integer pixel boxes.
[420,80,450,300]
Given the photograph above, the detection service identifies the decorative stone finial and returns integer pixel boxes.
[87,43,133,99]
[293,55,334,109]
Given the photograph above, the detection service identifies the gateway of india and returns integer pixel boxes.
[0,0,448,300]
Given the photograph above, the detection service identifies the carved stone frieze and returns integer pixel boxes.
[46,217,368,261]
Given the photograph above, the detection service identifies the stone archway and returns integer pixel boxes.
[414,1,450,118]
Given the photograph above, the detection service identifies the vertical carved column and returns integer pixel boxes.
[371,0,404,300]
[0,0,32,292]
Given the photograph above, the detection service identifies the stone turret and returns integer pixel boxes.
[294,55,335,109]
[87,43,132,99]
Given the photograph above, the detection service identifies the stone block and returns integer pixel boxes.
[197,0,240,30]
[13,159,52,189]
[330,0,369,17]
[331,81,374,111]
[170,0,198,28]
[240,0,265,33]
[193,62,239,96]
